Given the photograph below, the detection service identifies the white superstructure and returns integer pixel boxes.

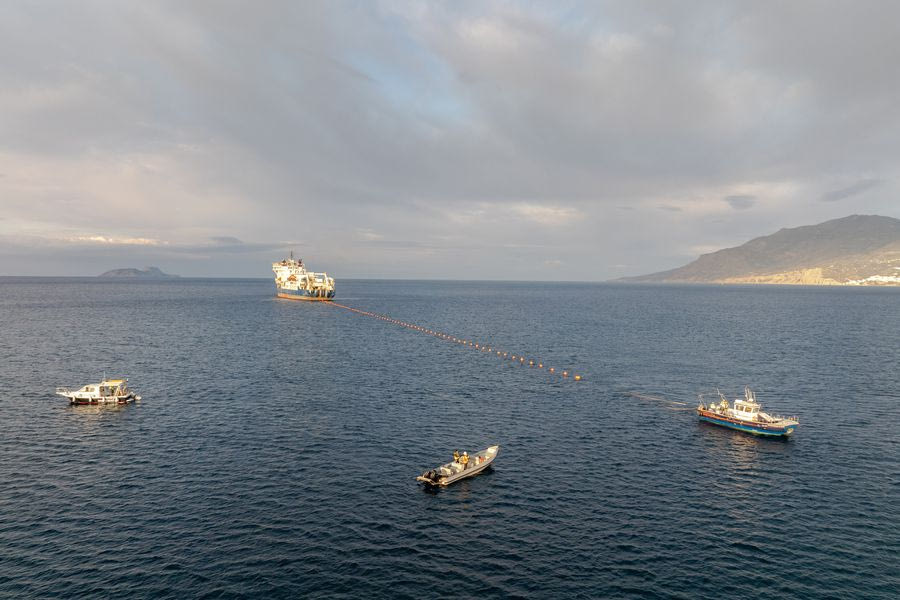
[272,252,335,301]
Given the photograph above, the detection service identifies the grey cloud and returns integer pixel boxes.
[1,2,900,279]
[724,195,756,210]
[352,239,437,250]
[821,179,882,202]
[173,241,292,255]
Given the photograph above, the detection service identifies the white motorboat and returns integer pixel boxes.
[416,445,500,486]
[56,378,142,405]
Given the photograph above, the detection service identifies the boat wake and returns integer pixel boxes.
[626,392,687,407]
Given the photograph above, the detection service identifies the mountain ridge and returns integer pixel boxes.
[99,267,179,279]
[623,215,900,285]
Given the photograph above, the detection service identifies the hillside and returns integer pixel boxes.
[99,267,179,279]
[625,215,900,285]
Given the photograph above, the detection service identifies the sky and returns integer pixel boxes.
[1,1,899,279]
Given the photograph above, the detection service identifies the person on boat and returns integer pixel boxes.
[460,452,469,469]
[453,450,460,463]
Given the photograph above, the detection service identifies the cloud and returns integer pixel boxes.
[510,204,580,225]
[821,179,882,202]
[440,202,580,227]
[173,240,290,255]
[1,2,899,278]
[724,195,756,210]
[210,236,243,245]
[355,228,384,242]
[67,235,166,246]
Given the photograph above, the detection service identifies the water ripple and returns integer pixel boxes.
[0,279,897,598]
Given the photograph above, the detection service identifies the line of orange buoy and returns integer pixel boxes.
[329,302,583,382]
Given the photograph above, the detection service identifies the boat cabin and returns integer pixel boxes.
[74,379,127,397]
[732,399,761,421]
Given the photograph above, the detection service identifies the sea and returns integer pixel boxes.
[0,278,897,599]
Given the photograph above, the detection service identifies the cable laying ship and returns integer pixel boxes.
[272,252,335,301]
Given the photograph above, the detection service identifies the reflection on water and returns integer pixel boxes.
[66,403,130,415]
[420,484,440,496]
[63,402,137,440]
[696,421,798,525]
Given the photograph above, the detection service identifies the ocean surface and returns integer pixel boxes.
[0,278,897,599]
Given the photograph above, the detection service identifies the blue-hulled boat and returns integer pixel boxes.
[697,387,798,437]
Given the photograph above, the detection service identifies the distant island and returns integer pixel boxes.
[622,214,900,286]
[99,267,179,279]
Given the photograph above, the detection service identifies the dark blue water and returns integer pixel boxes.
[0,279,897,598]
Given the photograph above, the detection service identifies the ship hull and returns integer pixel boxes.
[697,410,796,437]
[275,286,335,301]
[70,397,134,405]
[60,393,138,405]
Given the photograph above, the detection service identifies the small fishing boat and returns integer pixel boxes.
[416,445,500,486]
[697,387,798,437]
[56,378,142,405]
